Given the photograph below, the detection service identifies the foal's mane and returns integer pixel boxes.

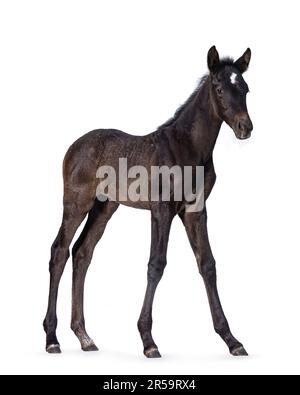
[156,57,234,131]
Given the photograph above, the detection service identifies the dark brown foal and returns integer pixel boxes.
[44,46,252,357]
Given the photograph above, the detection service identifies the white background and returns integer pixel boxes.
[0,0,299,375]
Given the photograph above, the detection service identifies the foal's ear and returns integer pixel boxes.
[207,46,220,72]
[234,48,251,73]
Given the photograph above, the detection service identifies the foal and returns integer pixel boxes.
[43,46,253,357]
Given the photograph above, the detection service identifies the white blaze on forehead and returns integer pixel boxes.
[230,72,237,85]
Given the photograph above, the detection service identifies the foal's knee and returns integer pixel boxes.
[49,239,70,272]
[147,256,167,282]
[72,244,92,271]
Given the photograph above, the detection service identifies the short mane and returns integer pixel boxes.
[156,75,208,131]
[156,57,234,131]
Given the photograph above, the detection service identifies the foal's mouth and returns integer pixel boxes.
[234,130,252,140]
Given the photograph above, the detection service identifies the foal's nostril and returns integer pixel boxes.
[237,118,252,133]
[238,121,244,132]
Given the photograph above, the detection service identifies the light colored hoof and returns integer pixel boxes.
[144,347,161,358]
[46,344,61,354]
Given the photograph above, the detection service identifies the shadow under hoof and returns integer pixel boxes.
[230,345,248,356]
[82,343,99,352]
[144,347,161,358]
[46,344,61,354]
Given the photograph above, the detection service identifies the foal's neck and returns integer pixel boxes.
[162,77,222,164]
[189,78,222,162]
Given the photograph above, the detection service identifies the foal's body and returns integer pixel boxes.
[44,47,253,357]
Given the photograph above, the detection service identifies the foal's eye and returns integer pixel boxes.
[216,88,223,96]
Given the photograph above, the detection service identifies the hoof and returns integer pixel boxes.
[82,343,99,352]
[231,345,248,356]
[144,347,161,358]
[46,344,61,354]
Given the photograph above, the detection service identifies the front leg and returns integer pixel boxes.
[138,203,175,358]
[180,207,248,356]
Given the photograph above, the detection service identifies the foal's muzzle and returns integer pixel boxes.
[234,114,253,140]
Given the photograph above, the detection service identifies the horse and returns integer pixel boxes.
[43,46,253,357]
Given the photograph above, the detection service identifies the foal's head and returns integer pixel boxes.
[207,46,253,139]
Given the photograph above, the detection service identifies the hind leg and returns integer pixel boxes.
[71,200,119,351]
[43,206,88,353]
